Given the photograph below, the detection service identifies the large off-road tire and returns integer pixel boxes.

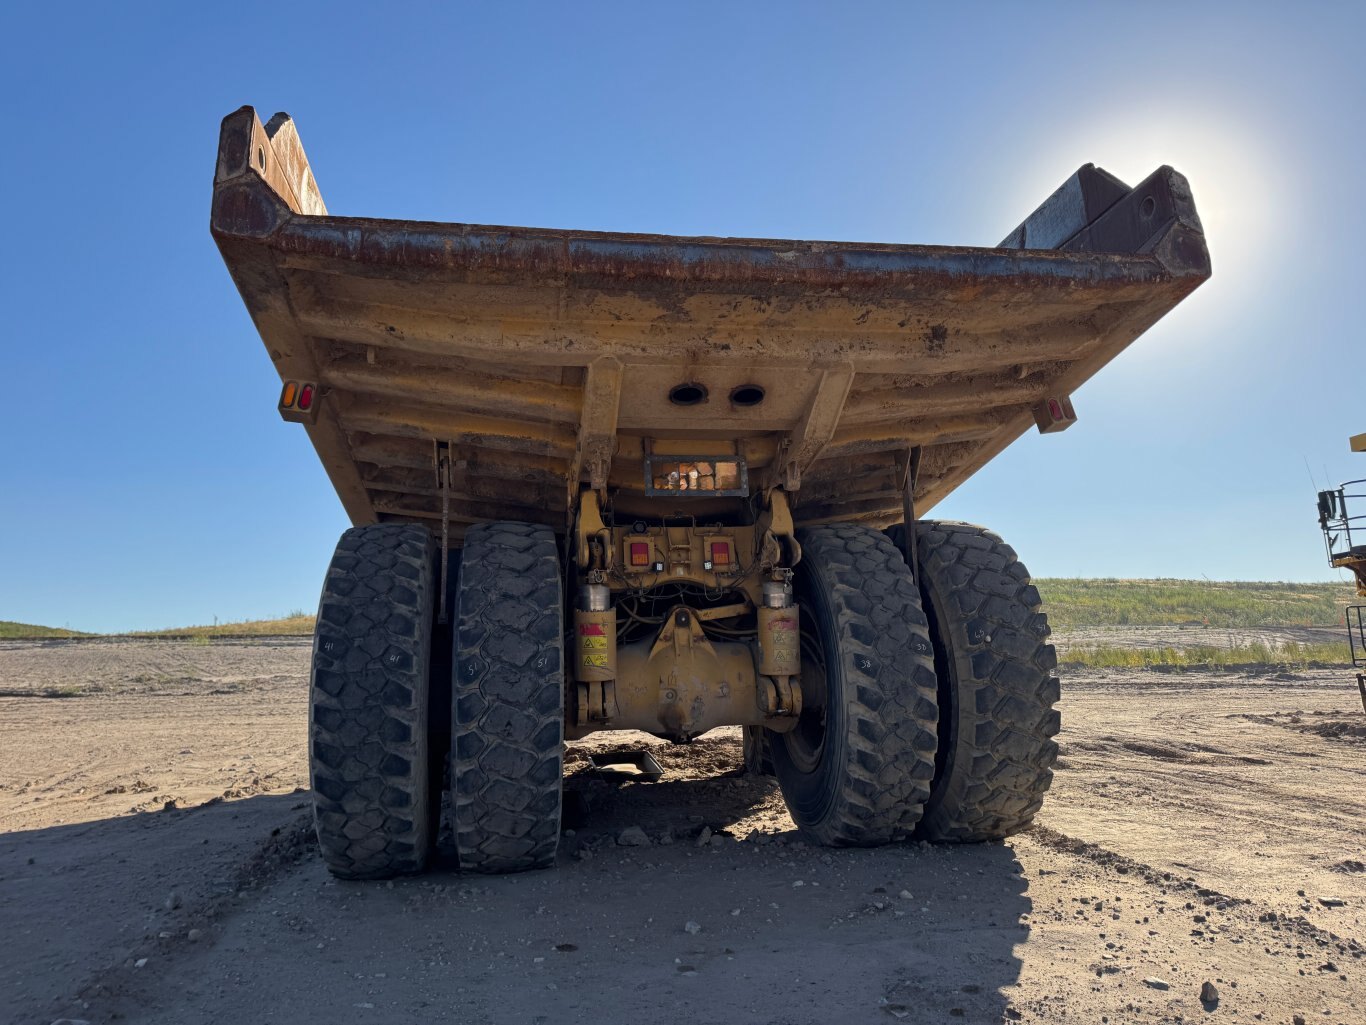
[888,521,1061,842]
[450,522,564,873]
[310,524,437,879]
[770,524,939,845]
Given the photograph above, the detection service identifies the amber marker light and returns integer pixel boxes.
[279,380,321,425]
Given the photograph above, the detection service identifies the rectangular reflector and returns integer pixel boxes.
[630,542,650,567]
[278,379,320,424]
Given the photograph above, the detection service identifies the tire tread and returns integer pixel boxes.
[776,525,939,845]
[310,524,435,879]
[891,520,1060,842]
[451,521,563,873]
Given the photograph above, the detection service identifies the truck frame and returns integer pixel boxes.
[212,106,1210,878]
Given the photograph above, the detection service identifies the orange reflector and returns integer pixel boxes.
[630,542,650,567]
[281,381,298,407]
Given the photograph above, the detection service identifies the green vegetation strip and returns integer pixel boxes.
[129,613,316,638]
[1035,579,1354,630]
[0,621,91,639]
[1062,640,1353,669]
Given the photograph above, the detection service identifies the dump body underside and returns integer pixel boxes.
[212,108,1210,537]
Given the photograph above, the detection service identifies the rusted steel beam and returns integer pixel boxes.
[350,435,569,479]
[364,477,552,509]
[290,298,1133,376]
[567,356,624,499]
[319,355,581,424]
[338,396,576,457]
[373,496,561,525]
[826,407,1028,456]
[841,373,1054,425]
[347,435,440,472]
[773,365,854,489]
[254,212,1206,288]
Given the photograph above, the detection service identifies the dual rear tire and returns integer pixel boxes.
[888,521,1061,841]
[310,521,563,879]
[769,525,939,844]
[766,521,1060,844]
[309,517,1060,878]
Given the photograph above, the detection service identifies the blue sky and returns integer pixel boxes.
[2,2,1362,632]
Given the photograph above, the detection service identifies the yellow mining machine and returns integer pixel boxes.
[1315,432,1366,711]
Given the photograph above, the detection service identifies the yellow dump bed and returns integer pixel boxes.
[212,107,1209,538]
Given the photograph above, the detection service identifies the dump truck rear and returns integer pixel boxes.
[212,106,1210,878]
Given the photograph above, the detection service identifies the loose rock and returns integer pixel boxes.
[1142,977,1170,990]
[1200,980,1219,1005]
[616,826,649,847]
[684,920,701,935]
[695,826,712,848]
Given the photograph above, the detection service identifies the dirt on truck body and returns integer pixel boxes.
[212,106,1210,880]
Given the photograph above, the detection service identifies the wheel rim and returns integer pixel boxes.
[782,606,829,775]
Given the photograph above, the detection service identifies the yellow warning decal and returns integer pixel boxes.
[581,635,608,650]
[582,653,609,668]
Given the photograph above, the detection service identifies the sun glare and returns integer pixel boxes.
[993,103,1286,359]
[1071,106,1284,335]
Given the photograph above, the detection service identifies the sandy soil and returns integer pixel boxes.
[1,636,1362,1025]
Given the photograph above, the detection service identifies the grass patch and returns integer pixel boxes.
[131,612,315,638]
[1036,579,1355,630]
[1064,640,1353,669]
[0,621,91,639]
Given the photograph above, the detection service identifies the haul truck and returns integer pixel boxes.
[1315,432,1366,711]
[212,107,1210,878]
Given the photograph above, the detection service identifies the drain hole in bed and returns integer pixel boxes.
[730,385,766,407]
[669,383,708,406]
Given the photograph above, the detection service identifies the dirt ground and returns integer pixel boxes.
[1,636,1363,1025]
